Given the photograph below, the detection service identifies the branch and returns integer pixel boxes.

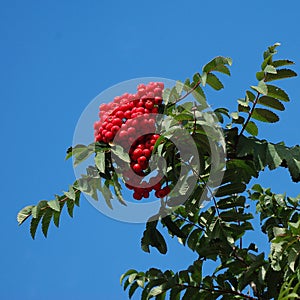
[238,91,261,138]
[174,79,202,104]
[176,283,258,300]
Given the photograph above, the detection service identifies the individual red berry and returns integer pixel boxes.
[154,97,163,105]
[154,88,162,96]
[133,191,143,200]
[153,182,161,191]
[142,148,151,158]
[111,125,120,134]
[118,130,128,139]
[124,110,131,119]
[136,144,145,150]
[105,131,113,141]
[133,148,143,158]
[143,190,149,198]
[137,156,147,165]
[127,127,136,136]
[162,186,171,195]
[145,100,154,109]
[132,163,142,173]
[112,118,123,127]
[155,189,165,198]
[151,107,159,113]
[115,110,125,119]
[125,183,134,190]
[106,123,113,131]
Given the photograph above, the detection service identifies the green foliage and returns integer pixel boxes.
[17,43,300,299]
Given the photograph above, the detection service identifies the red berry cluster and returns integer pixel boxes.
[93,82,171,201]
[94,82,164,144]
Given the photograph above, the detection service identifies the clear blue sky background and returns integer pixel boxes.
[1,1,300,299]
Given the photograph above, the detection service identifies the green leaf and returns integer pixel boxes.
[206,73,224,90]
[257,96,285,111]
[252,108,279,123]
[31,200,48,218]
[112,173,127,206]
[64,185,76,200]
[71,144,95,167]
[30,213,43,239]
[17,205,34,225]
[169,286,184,300]
[215,183,246,197]
[187,229,201,251]
[41,209,53,237]
[267,84,290,102]
[120,269,138,285]
[264,65,277,74]
[100,184,113,209]
[161,215,186,238]
[246,91,256,102]
[202,56,232,74]
[95,152,106,173]
[128,282,139,299]
[141,220,167,254]
[175,80,184,95]
[111,145,130,163]
[47,199,60,212]
[66,199,75,217]
[245,121,258,136]
[53,209,62,227]
[272,59,295,68]
[192,86,207,108]
[265,68,297,82]
[251,81,268,95]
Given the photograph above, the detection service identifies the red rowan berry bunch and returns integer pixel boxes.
[93,82,171,201]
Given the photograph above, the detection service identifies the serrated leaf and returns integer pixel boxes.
[64,185,76,200]
[202,56,232,73]
[128,282,139,299]
[267,85,290,102]
[245,121,258,136]
[100,184,113,209]
[66,199,75,217]
[264,65,277,74]
[265,68,297,82]
[47,199,60,212]
[252,108,279,123]
[72,144,94,167]
[31,200,48,218]
[215,183,246,197]
[246,91,256,102]
[272,59,294,68]
[111,145,130,163]
[17,205,34,225]
[95,152,106,173]
[187,229,201,251]
[112,173,127,206]
[192,86,207,108]
[120,269,138,285]
[41,209,53,237]
[251,81,268,95]
[169,286,184,300]
[53,210,61,227]
[175,81,184,94]
[30,212,43,239]
[206,73,224,90]
[257,96,285,111]
[162,215,186,238]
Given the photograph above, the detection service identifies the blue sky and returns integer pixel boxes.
[1,1,300,299]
